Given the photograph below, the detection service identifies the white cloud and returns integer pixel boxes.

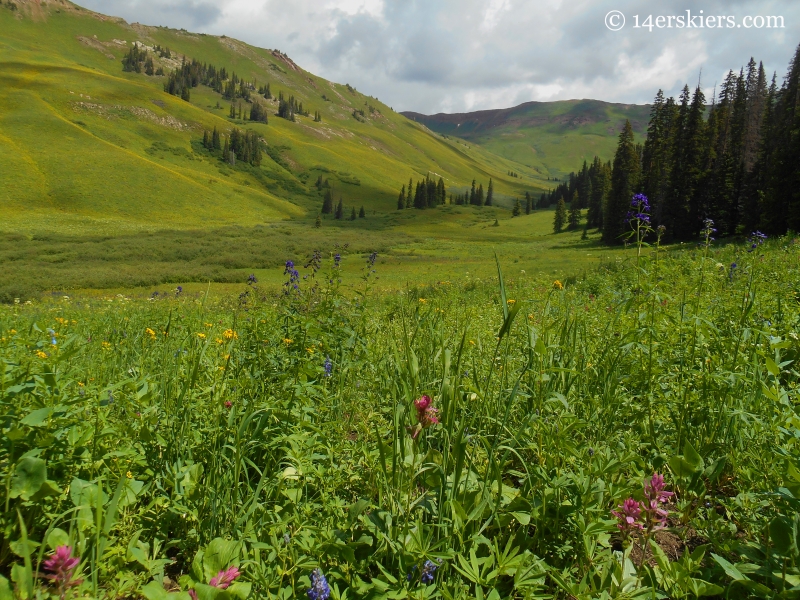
[76,0,800,113]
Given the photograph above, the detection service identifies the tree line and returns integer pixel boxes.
[396,175,447,209]
[201,126,262,167]
[593,45,800,243]
[450,178,494,207]
[320,190,366,220]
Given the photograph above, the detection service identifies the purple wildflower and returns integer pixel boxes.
[420,559,441,583]
[247,274,257,284]
[324,356,332,377]
[626,193,651,225]
[284,260,300,290]
[176,286,183,295]
[307,568,330,600]
[642,472,673,530]
[611,498,644,533]
[334,253,341,268]
[747,230,767,251]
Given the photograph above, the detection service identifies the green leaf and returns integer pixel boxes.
[711,553,748,581]
[0,575,12,600]
[497,301,521,341]
[20,407,53,427]
[10,457,46,500]
[46,528,70,551]
[141,581,169,600]
[202,538,240,584]
[683,441,705,472]
[769,516,798,557]
[347,499,370,528]
[765,356,780,377]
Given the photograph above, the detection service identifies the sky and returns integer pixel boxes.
[77,0,799,114]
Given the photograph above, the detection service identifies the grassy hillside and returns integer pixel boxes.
[403,100,651,179]
[0,0,548,234]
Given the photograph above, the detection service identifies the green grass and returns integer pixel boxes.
[0,207,628,302]
[1,236,799,599]
[405,100,651,179]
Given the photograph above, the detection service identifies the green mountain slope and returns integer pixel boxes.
[0,0,548,234]
[402,100,651,178]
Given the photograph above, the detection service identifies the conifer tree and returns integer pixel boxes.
[359,206,366,218]
[512,198,521,216]
[203,130,210,148]
[553,199,567,233]
[397,186,405,210]
[322,190,333,214]
[350,207,357,220]
[485,179,493,206]
[525,192,531,214]
[477,184,484,206]
[603,120,640,243]
[568,201,580,229]
[315,213,321,228]
[212,127,221,150]
[335,198,344,220]
[437,177,446,205]
[470,180,477,205]
[407,178,414,208]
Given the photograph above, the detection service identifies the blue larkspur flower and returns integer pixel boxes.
[247,274,257,284]
[420,559,441,584]
[324,356,332,377]
[47,328,57,346]
[334,253,341,267]
[307,568,330,600]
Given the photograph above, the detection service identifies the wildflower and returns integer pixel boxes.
[205,322,214,328]
[420,559,441,584]
[216,338,223,344]
[209,566,240,589]
[612,498,644,533]
[43,546,83,593]
[306,346,315,354]
[35,350,48,359]
[367,251,378,267]
[10,329,16,334]
[176,286,183,295]
[553,280,563,290]
[641,472,673,530]
[102,341,112,350]
[283,338,293,345]
[284,260,300,290]
[507,299,516,305]
[626,193,651,225]
[126,471,133,479]
[410,395,439,439]
[419,298,427,304]
[145,327,156,339]
[307,568,330,600]
[247,274,258,284]
[47,328,57,345]
[701,218,717,242]
[334,253,341,268]
[747,230,767,251]
[324,356,332,377]
[197,333,206,339]
[223,329,238,340]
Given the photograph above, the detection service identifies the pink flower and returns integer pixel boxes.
[188,591,198,600]
[612,498,644,532]
[644,472,674,505]
[209,565,240,589]
[43,545,83,592]
[224,401,233,409]
[410,395,440,439]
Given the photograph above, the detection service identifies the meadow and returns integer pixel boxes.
[2,232,799,599]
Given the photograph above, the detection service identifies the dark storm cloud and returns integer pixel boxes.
[74,0,799,113]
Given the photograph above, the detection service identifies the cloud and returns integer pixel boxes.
[76,0,800,113]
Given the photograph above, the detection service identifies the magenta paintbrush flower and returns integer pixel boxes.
[209,565,241,589]
[43,545,83,595]
[642,472,673,530]
[612,497,644,532]
[410,395,440,438]
[644,472,674,504]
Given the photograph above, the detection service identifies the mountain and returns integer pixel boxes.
[0,0,547,234]
[402,100,651,178]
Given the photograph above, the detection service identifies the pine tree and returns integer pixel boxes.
[335,198,344,220]
[437,177,446,205]
[485,178,494,206]
[477,184,484,206]
[212,127,221,150]
[603,120,641,243]
[315,213,321,228]
[469,180,477,205]
[203,130,210,149]
[397,186,405,210]
[568,202,580,229]
[322,190,333,214]
[525,192,531,214]
[407,178,414,208]
[512,198,521,216]
[350,207,357,220]
[359,206,366,218]
[553,199,567,233]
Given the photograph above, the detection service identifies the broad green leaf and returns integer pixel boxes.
[765,356,780,377]
[202,538,240,584]
[46,528,70,551]
[0,575,11,600]
[10,457,46,500]
[769,516,798,556]
[683,441,705,471]
[20,407,52,427]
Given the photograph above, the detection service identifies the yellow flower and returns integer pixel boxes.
[469,340,476,346]
[306,347,315,354]
[205,322,214,328]
[507,299,516,305]
[71,320,77,325]
[196,332,206,339]
[215,338,223,345]
[78,382,84,387]
[283,338,293,345]
[553,280,564,290]
[223,329,238,340]
[419,298,427,304]
[145,327,156,339]
[126,471,133,479]
[528,314,534,320]
[10,329,17,334]
[102,341,112,350]
[223,354,230,361]
[35,350,48,359]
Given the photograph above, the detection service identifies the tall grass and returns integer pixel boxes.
[1,237,799,598]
